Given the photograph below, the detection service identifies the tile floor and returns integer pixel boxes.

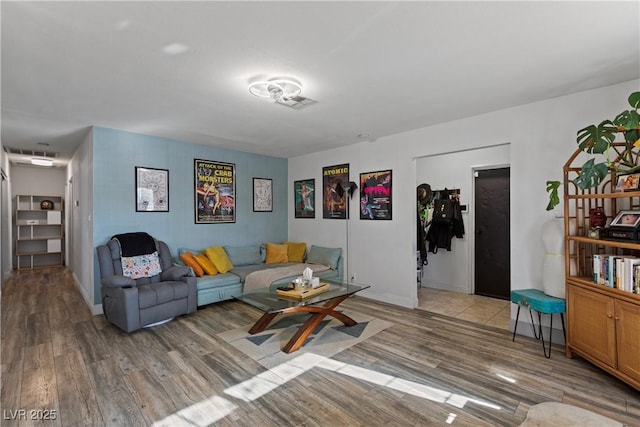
[417,286,512,330]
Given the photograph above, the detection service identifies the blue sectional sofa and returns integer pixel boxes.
[176,244,343,307]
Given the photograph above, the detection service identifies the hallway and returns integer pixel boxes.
[417,287,511,330]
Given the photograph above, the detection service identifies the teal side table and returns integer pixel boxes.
[511,289,566,358]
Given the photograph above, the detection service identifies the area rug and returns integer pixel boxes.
[217,310,392,369]
[518,402,624,427]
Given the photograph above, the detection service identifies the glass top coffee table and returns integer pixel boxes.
[235,278,369,354]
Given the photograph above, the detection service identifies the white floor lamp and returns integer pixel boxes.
[338,181,358,284]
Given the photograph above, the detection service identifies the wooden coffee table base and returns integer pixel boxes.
[247,294,357,354]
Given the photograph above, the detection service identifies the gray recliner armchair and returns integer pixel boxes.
[97,233,197,332]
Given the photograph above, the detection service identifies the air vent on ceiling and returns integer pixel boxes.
[6,147,59,158]
[276,96,317,110]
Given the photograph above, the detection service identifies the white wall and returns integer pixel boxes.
[289,146,417,307]
[417,144,510,294]
[10,164,66,197]
[289,80,639,313]
[68,129,96,312]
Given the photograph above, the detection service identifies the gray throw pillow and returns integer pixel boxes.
[224,245,262,266]
[306,245,341,270]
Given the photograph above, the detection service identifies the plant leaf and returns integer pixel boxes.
[614,110,640,131]
[572,158,609,189]
[546,180,561,211]
[625,129,640,145]
[576,121,617,153]
[628,92,640,110]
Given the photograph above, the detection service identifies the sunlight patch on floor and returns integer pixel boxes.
[151,396,237,427]
[225,353,321,402]
[153,352,501,425]
[317,357,501,410]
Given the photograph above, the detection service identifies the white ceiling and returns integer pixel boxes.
[2,1,639,166]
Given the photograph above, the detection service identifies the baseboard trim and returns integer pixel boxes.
[71,272,103,316]
[421,281,470,294]
[510,317,566,346]
[358,289,414,309]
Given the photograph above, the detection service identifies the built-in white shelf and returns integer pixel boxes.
[14,195,64,269]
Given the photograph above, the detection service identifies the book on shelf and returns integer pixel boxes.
[592,254,640,293]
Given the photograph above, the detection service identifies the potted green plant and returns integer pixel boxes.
[546,91,640,211]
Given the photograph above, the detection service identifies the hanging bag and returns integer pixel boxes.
[432,198,454,225]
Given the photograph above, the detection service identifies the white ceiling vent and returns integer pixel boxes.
[5,146,63,168]
[276,95,317,110]
[6,147,59,158]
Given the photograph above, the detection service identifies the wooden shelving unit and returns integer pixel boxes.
[14,194,64,269]
[563,142,640,391]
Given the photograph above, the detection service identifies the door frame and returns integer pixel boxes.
[0,168,10,283]
[66,176,73,269]
[470,163,510,295]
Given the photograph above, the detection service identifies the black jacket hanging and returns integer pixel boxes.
[417,209,428,264]
[426,197,464,253]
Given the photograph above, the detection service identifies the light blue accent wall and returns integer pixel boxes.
[92,126,288,304]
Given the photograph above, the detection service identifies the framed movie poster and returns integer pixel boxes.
[194,159,236,223]
[135,166,169,212]
[253,178,273,212]
[294,179,315,218]
[360,170,392,220]
[323,163,349,219]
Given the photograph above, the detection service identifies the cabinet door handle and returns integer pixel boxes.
[615,316,620,321]
[607,313,613,318]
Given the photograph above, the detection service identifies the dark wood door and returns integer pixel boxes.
[474,168,510,299]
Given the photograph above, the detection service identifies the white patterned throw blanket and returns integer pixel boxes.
[113,232,162,279]
[243,263,330,292]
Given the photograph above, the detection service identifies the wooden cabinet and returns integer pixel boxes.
[567,283,617,367]
[567,282,640,387]
[14,194,64,269]
[563,143,640,391]
[615,299,640,382]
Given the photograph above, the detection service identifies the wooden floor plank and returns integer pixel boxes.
[96,325,146,376]
[19,342,60,427]
[49,325,79,358]
[25,312,52,347]
[159,372,209,410]
[53,350,104,426]
[126,328,182,381]
[84,357,146,426]
[123,369,178,424]
[72,321,110,365]
[3,266,640,426]
[1,358,24,427]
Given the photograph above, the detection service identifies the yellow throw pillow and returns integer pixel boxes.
[205,246,234,274]
[195,252,218,276]
[283,241,306,263]
[180,252,205,277]
[265,242,288,264]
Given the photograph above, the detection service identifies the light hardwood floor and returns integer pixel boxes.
[2,267,639,426]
